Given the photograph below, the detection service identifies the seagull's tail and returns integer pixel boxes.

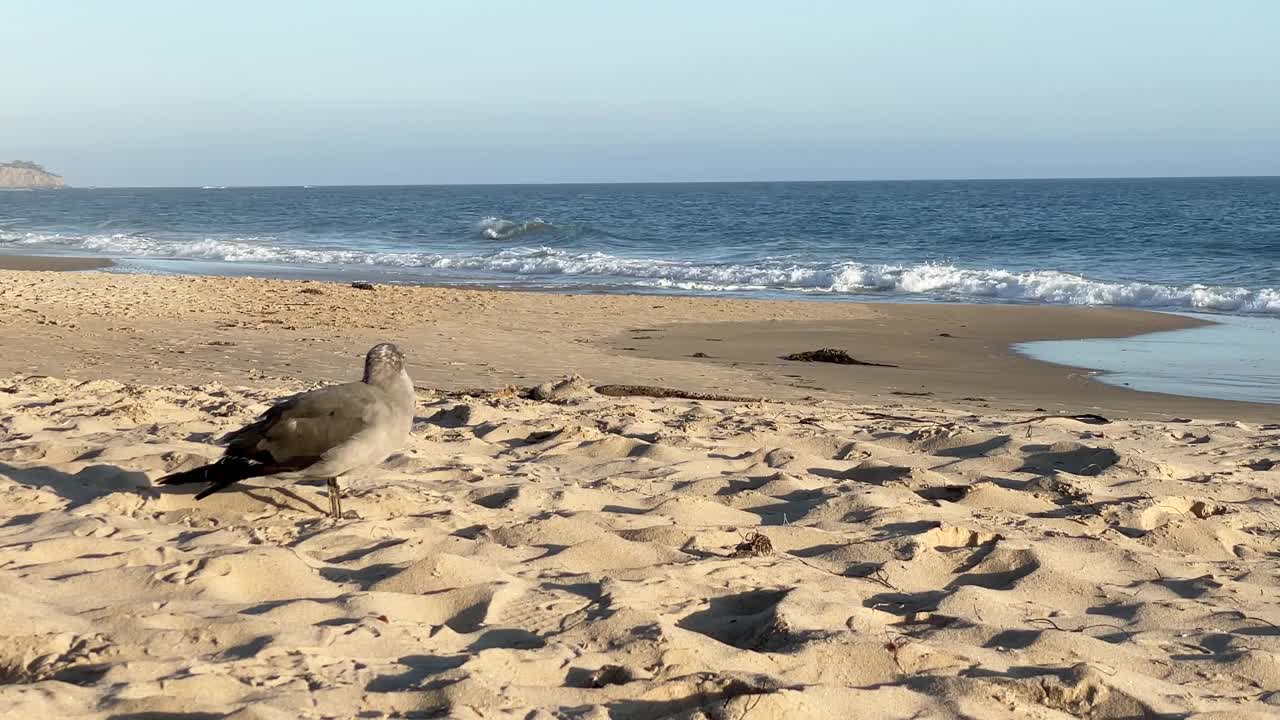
[156,457,277,500]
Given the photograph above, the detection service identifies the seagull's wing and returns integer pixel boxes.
[224,381,388,464]
[159,381,389,498]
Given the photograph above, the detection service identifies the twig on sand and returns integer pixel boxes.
[866,567,898,590]
[883,633,923,675]
[786,553,898,591]
[1207,609,1279,629]
[1027,617,1127,635]
[860,411,954,427]
[734,693,764,720]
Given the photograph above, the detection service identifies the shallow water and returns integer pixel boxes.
[1017,313,1280,404]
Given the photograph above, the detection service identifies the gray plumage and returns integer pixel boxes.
[158,343,415,517]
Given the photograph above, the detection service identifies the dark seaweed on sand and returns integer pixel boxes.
[782,348,898,368]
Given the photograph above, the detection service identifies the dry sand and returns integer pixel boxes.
[1,265,1278,718]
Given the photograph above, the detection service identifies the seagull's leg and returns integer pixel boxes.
[327,477,342,519]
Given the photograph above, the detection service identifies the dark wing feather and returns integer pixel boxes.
[156,456,287,498]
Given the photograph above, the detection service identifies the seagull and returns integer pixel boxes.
[158,343,416,518]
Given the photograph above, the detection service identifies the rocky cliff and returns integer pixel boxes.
[0,161,65,188]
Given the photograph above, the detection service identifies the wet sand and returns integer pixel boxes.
[618,306,1271,422]
[0,267,1269,422]
[0,254,113,272]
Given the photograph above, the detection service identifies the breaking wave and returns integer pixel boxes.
[477,216,554,241]
[5,230,1280,315]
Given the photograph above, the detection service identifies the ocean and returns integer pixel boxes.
[2,177,1279,314]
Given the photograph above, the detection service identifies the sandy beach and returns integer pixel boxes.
[2,263,1278,718]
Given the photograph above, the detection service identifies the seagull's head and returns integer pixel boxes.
[363,342,406,385]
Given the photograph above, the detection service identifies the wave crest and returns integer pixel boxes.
[477,216,554,241]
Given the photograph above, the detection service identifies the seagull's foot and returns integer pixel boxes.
[319,509,361,523]
[326,477,342,519]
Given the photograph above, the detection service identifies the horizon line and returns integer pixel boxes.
[47,172,1280,190]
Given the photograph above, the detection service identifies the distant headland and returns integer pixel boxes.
[0,161,65,188]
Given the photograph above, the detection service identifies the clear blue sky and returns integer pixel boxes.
[4,1,1278,186]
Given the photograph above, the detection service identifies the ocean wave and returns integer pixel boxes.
[477,216,554,241]
[475,216,637,243]
[5,230,1280,315]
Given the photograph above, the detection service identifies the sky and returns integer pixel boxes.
[3,1,1279,186]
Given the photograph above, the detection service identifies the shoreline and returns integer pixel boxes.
[0,264,1270,422]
